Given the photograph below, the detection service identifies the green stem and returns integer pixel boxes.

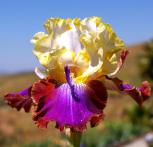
[70,131,82,147]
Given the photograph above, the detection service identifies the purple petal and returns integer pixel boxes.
[120,84,133,90]
[4,87,32,112]
[31,79,107,132]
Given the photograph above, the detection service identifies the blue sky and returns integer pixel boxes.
[0,0,153,73]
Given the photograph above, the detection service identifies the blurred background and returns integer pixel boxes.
[0,0,153,147]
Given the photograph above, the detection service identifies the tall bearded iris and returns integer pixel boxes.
[4,17,151,145]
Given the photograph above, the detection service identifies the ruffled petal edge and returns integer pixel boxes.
[4,87,33,112]
[105,76,151,105]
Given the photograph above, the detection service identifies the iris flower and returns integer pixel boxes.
[5,17,151,134]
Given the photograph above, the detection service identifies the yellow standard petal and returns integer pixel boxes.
[31,17,125,83]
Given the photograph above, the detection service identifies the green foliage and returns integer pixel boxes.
[82,121,149,147]
[125,104,153,129]
[22,140,60,147]
[82,104,152,147]
[70,131,82,147]
[124,105,148,124]
[139,39,153,80]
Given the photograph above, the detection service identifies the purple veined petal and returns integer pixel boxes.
[31,78,107,132]
[120,84,133,90]
[64,66,72,86]
[4,66,108,132]
[4,87,33,112]
[104,76,151,105]
[64,66,80,102]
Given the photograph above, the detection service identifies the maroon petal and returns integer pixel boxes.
[4,87,33,112]
[87,80,107,110]
[139,81,151,101]
[31,79,107,132]
[90,114,104,127]
[31,78,57,104]
[105,76,151,105]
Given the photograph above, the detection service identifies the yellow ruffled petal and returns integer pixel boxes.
[98,24,124,53]
[80,16,102,32]
[80,33,100,66]
[74,50,89,69]
[98,24,124,75]
[31,32,48,44]
[44,18,66,34]
[33,48,66,69]
[73,50,90,77]
[31,17,125,83]
[59,50,75,66]
[80,19,124,80]
[74,60,103,83]
[32,18,82,70]
[34,34,53,52]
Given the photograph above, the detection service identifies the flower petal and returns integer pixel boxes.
[32,17,125,83]
[31,78,107,132]
[76,18,125,82]
[87,80,107,110]
[4,87,32,112]
[104,76,151,105]
[55,22,82,53]
[35,67,47,79]
[107,50,129,76]
[44,18,69,34]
